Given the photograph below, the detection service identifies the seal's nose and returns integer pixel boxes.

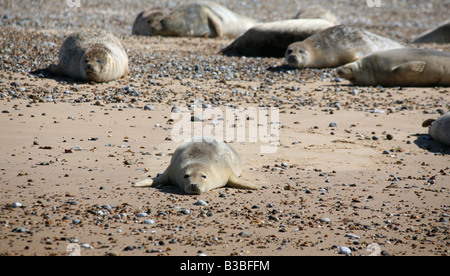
[190,183,199,190]
[86,63,94,71]
[288,55,298,64]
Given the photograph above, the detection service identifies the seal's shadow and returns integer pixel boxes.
[149,185,187,196]
[30,68,91,85]
[413,134,450,154]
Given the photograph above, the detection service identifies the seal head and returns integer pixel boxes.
[336,62,360,83]
[181,162,212,195]
[81,45,111,82]
[286,46,310,68]
[132,8,167,36]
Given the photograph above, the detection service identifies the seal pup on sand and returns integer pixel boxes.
[286,25,405,69]
[221,19,335,57]
[132,7,169,36]
[50,30,129,83]
[337,48,450,87]
[413,21,450,44]
[133,137,259,195]
[422,112,450,147]
[132,1,257,38]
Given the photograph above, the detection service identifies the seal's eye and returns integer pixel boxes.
[201,175,207,179]
[97,59,103,64]
[286,49,293,55]
[299,50,305,54]
[184,174,190,179]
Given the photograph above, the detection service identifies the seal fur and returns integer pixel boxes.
[221,19,335,57]
[286,25,405,69]
[422,112,450,147]
[50,30,129,83]
[132,1,257,38]
[413,21,450,44]
[337,48,450,87]
[133,137,259,194]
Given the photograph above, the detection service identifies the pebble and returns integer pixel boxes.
[180,209,191,215]
[143,104,155,111]
[339,246,352,256]
[12,227,31,233]
[144,219,155,225]
[12,202,22,208]
[136,212,148,217]
[194,200,208,206]
[320,218,331,224]
[238,231,251,237]
[80,243,93,249]
[191,115,204,122]
[345,233,360,239]
[329,122,338,127]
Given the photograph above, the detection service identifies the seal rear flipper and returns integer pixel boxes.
[392,61,426,76]
[226,176,259,190]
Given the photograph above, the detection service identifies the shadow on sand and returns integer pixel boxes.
[413,133,450,155]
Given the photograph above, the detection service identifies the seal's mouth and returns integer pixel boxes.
[337,66,352,80]
[85,70,105,83]
[287,55,300,66]
[185,183,203,195]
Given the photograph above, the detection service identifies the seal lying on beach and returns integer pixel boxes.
[133,137,259,195]
[132,7,169,36]
[413,21,450,44]
[221,19,335,57]
[337,48,450,87]
[422,112,450,147]
[294,5,340,25]
[286,25,405,69]
[50,30,129,83]
[132,1,257,38]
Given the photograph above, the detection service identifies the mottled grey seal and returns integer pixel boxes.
[132,1,257,38]
[50,30,129,83]
[221,19,335,57]
[422,112,450,147]
[286,25,405,69]
[337,48,450,87]
[132,7,169,36]
[133,137,259,195]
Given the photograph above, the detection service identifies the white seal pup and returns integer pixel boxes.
[286,25,405,69]
[132,1,257,38]
[221,19,335,58]
[50,30,129,83]
[422,112,450,147]
[337,48,450,87]
[133,137,259,194]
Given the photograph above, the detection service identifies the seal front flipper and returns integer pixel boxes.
[204,8,223,37]
[132,172,170,188]
[392,61,426,76]
[226,175,259,190]
[422,119,436,128]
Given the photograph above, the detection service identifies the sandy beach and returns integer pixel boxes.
[0,0,449,256]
